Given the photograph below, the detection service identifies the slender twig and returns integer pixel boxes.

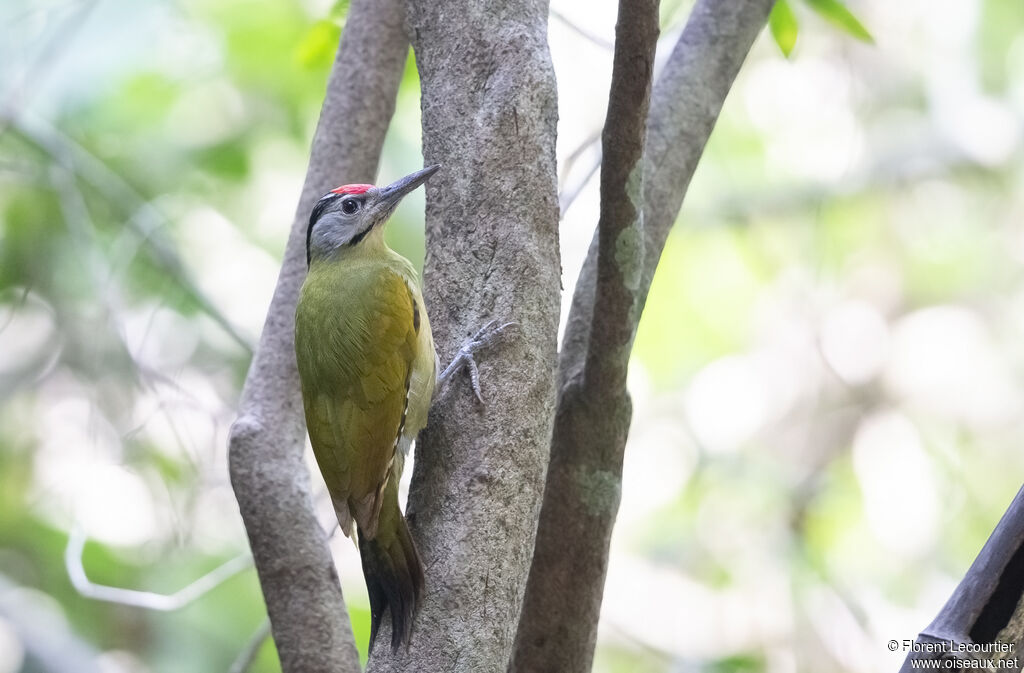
[0,574,104,673]
[48,161,218,487]
[0,0,98,135]
[65,526,252,611]
[513,2,659,672]
[3,0,90,29]
[559,151,601,217]
[697,138,995,224]
[0,158,43,178]
[549,8,615,50]
[5,114,252,352]
[228,619,272,673]
[558,128,602,215]
[604,621,676,665]
[561,129,602,184]
[584,0,659,391]
[0,286,32,335]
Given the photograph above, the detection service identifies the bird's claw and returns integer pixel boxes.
[439,320,518,404]
[468,319,517,349]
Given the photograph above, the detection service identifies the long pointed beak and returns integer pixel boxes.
[378,164,441,210]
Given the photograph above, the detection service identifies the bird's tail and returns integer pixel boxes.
[357,492,424,654]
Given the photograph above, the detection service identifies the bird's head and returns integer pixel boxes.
[306,164,440,265]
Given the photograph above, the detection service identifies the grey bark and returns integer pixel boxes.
[899,486,1024,672]
[226,1,408,671]
[514,1,775,671]
[366,1,562,672]
[583,0,659,398]
[561,0,776,386]
[512,0,660,669]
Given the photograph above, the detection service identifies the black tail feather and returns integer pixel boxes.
[358,513,424,654]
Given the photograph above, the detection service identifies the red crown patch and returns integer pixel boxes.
[331,184,373,196]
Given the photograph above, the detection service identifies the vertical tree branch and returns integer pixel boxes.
[584,0,659,397]
[561,0,776,387]
[512,2,660,671]
[899,486,1024,672]
[227,1,408,671]
[367,1,562,671]
[514,2,775,671]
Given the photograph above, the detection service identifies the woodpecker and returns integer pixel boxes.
[294,165,510,654]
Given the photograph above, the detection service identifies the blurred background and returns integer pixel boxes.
[2,0,1023,671]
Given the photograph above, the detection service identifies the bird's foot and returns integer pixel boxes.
[438,320,518,404]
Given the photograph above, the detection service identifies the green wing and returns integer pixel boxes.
[295,261,419,537]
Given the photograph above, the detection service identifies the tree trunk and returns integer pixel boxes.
[366,2,562,672]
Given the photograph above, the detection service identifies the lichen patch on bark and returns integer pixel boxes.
[574,467,622,518]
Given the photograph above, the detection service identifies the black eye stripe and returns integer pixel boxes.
[307,194,339,266]
[306,193,373,263]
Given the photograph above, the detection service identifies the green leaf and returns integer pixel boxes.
[769,0,799,57]
[294,0,349,69]
[803,0,875,43]
[328,0,351,22]
[295,19,342,68]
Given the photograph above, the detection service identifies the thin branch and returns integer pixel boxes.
[560,0,776,389]
[697,136,998,224]
[899,486,1024,672]
[0,574,104,673]
[559,150,601,217]
[48,162,225,488]
[226,0,408,671]
[514,1,775,671]
[0,0,98,134]
[561,129,602,184]
[65,526,251,611]
[228,619,273,673]
[583,0,659,394]
[0,157,43,178]
[513,2,658,671]
[561,127,598,196]
[558,128,602,216]
[4,114,252,353]
[604,622,676,666]
[550,8,615,50]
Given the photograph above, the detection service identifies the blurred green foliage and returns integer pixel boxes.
[2,0,1024,672]
[768,0,873,58]
[769,1,800,58]
[0,0,408,669]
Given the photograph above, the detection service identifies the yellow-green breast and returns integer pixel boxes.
[295,252,433,535]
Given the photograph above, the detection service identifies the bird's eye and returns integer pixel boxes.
[341,199,360,215]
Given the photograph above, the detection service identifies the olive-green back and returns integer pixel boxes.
[295,256,418,534]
